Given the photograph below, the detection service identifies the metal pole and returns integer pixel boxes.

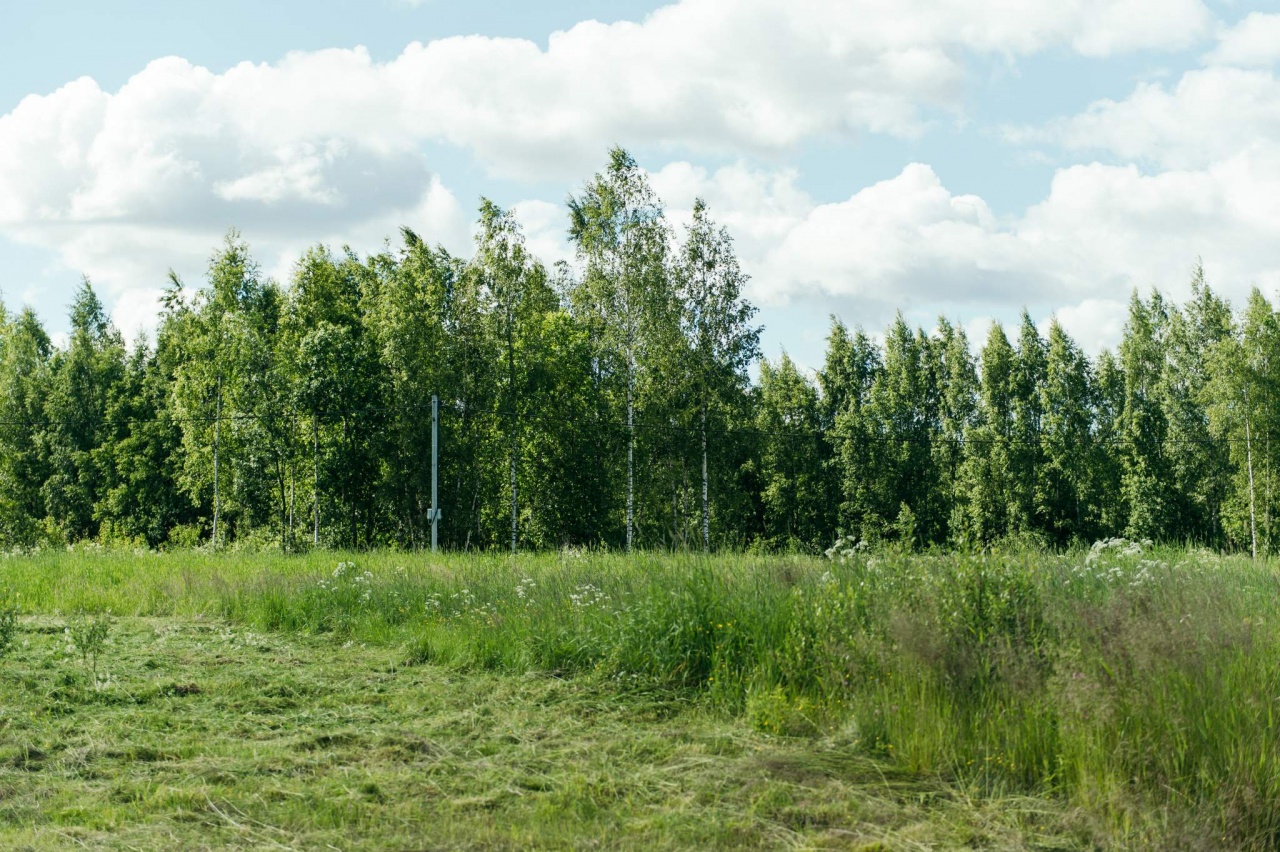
[431,394,439,553]
[212,376,222,550]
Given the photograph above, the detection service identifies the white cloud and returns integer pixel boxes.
[1050,298,1128,355]
[111,287,166,344]
[1205,12,1280,68]
[650,162,1050,311]
[0,0,1216,223]
[1028,66,1280,170]
[650,161,814,263]
[511,199,575,269]
[654,145,1280,354]
[0,0,1221,341]
[759,164,1040,309]
[989,58,1280,325]
[1020,155,1280,292]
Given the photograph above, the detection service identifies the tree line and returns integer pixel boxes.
[0,148,1277,554]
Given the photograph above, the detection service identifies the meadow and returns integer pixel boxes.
[2,543,1278,849]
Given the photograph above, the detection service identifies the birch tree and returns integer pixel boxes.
[471,200,556,552]
[568,147,671,551]
[675,199,760,551]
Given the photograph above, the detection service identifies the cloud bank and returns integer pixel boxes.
[6,0,1275,357]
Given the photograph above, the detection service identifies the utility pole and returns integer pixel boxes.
[312,416,320,546]
[431,394,440,553]
[212,375,222,551]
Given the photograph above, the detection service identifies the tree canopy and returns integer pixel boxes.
[0,151,1271,554]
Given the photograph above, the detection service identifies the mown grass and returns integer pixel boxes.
[3,545,1279,848]
[2,615,1095,850]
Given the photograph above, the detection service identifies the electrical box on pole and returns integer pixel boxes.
[430,394,440,553]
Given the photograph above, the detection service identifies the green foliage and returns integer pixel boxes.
[0,587,17,656]
[0,306,53,547]
[0,150,1275,553]
[752,354,827,549]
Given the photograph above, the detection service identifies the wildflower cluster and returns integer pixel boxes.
[1085,537,1152,565]
[1071,540,1169,589]
[568,583,609,609]
[318,561,375,603]
[515,577,537,602]
[824,536,868,562]
[423,587,501,624]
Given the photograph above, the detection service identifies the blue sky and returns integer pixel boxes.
[3,0,1280,367]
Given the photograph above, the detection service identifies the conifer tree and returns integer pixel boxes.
[469,200,557,551]
[934,318,978,544]
[1119,291,1174,540]
[754,354,826,549]
[1009,312,1047,536]
[1164,265,1234,546]
[955,322,1016,544]
[0,306,52,546]
[1038,319,1094,543]
[1091,349,1128,535]
[42,279,125,542]
[822,320,881,541]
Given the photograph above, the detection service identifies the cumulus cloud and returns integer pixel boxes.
[0,0,1215,222]
[588,34,1280,342]
[999,55,1280,310]
[654,144,1280,355]
[1205,12,1280,68]
[651,161,814,262]
[511,199,576,269]
[759,165,1041,309]
[647,162,1045,310]
[0,57,469,309]
[0,0,1223,343]
[1026,66,1280,170]
[1048,298,1128,355]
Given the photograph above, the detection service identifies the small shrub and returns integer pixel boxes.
[746,685,823,738]
[67,610,113,682]
[165,523,204,551]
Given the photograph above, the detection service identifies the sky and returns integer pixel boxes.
[3,0,1280,369]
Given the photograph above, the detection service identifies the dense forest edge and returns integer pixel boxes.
[0,146,1275,554]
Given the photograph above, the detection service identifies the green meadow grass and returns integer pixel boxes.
[2,545,1279,849]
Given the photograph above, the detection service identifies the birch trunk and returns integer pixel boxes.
[312,416,320,546]
[626,381,634,553]
[1247,410,1258,560]
[701,401,709,553]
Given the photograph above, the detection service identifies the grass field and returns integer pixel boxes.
[2,545,1278,849]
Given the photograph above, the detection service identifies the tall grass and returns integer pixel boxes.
[4,544,1279,846]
